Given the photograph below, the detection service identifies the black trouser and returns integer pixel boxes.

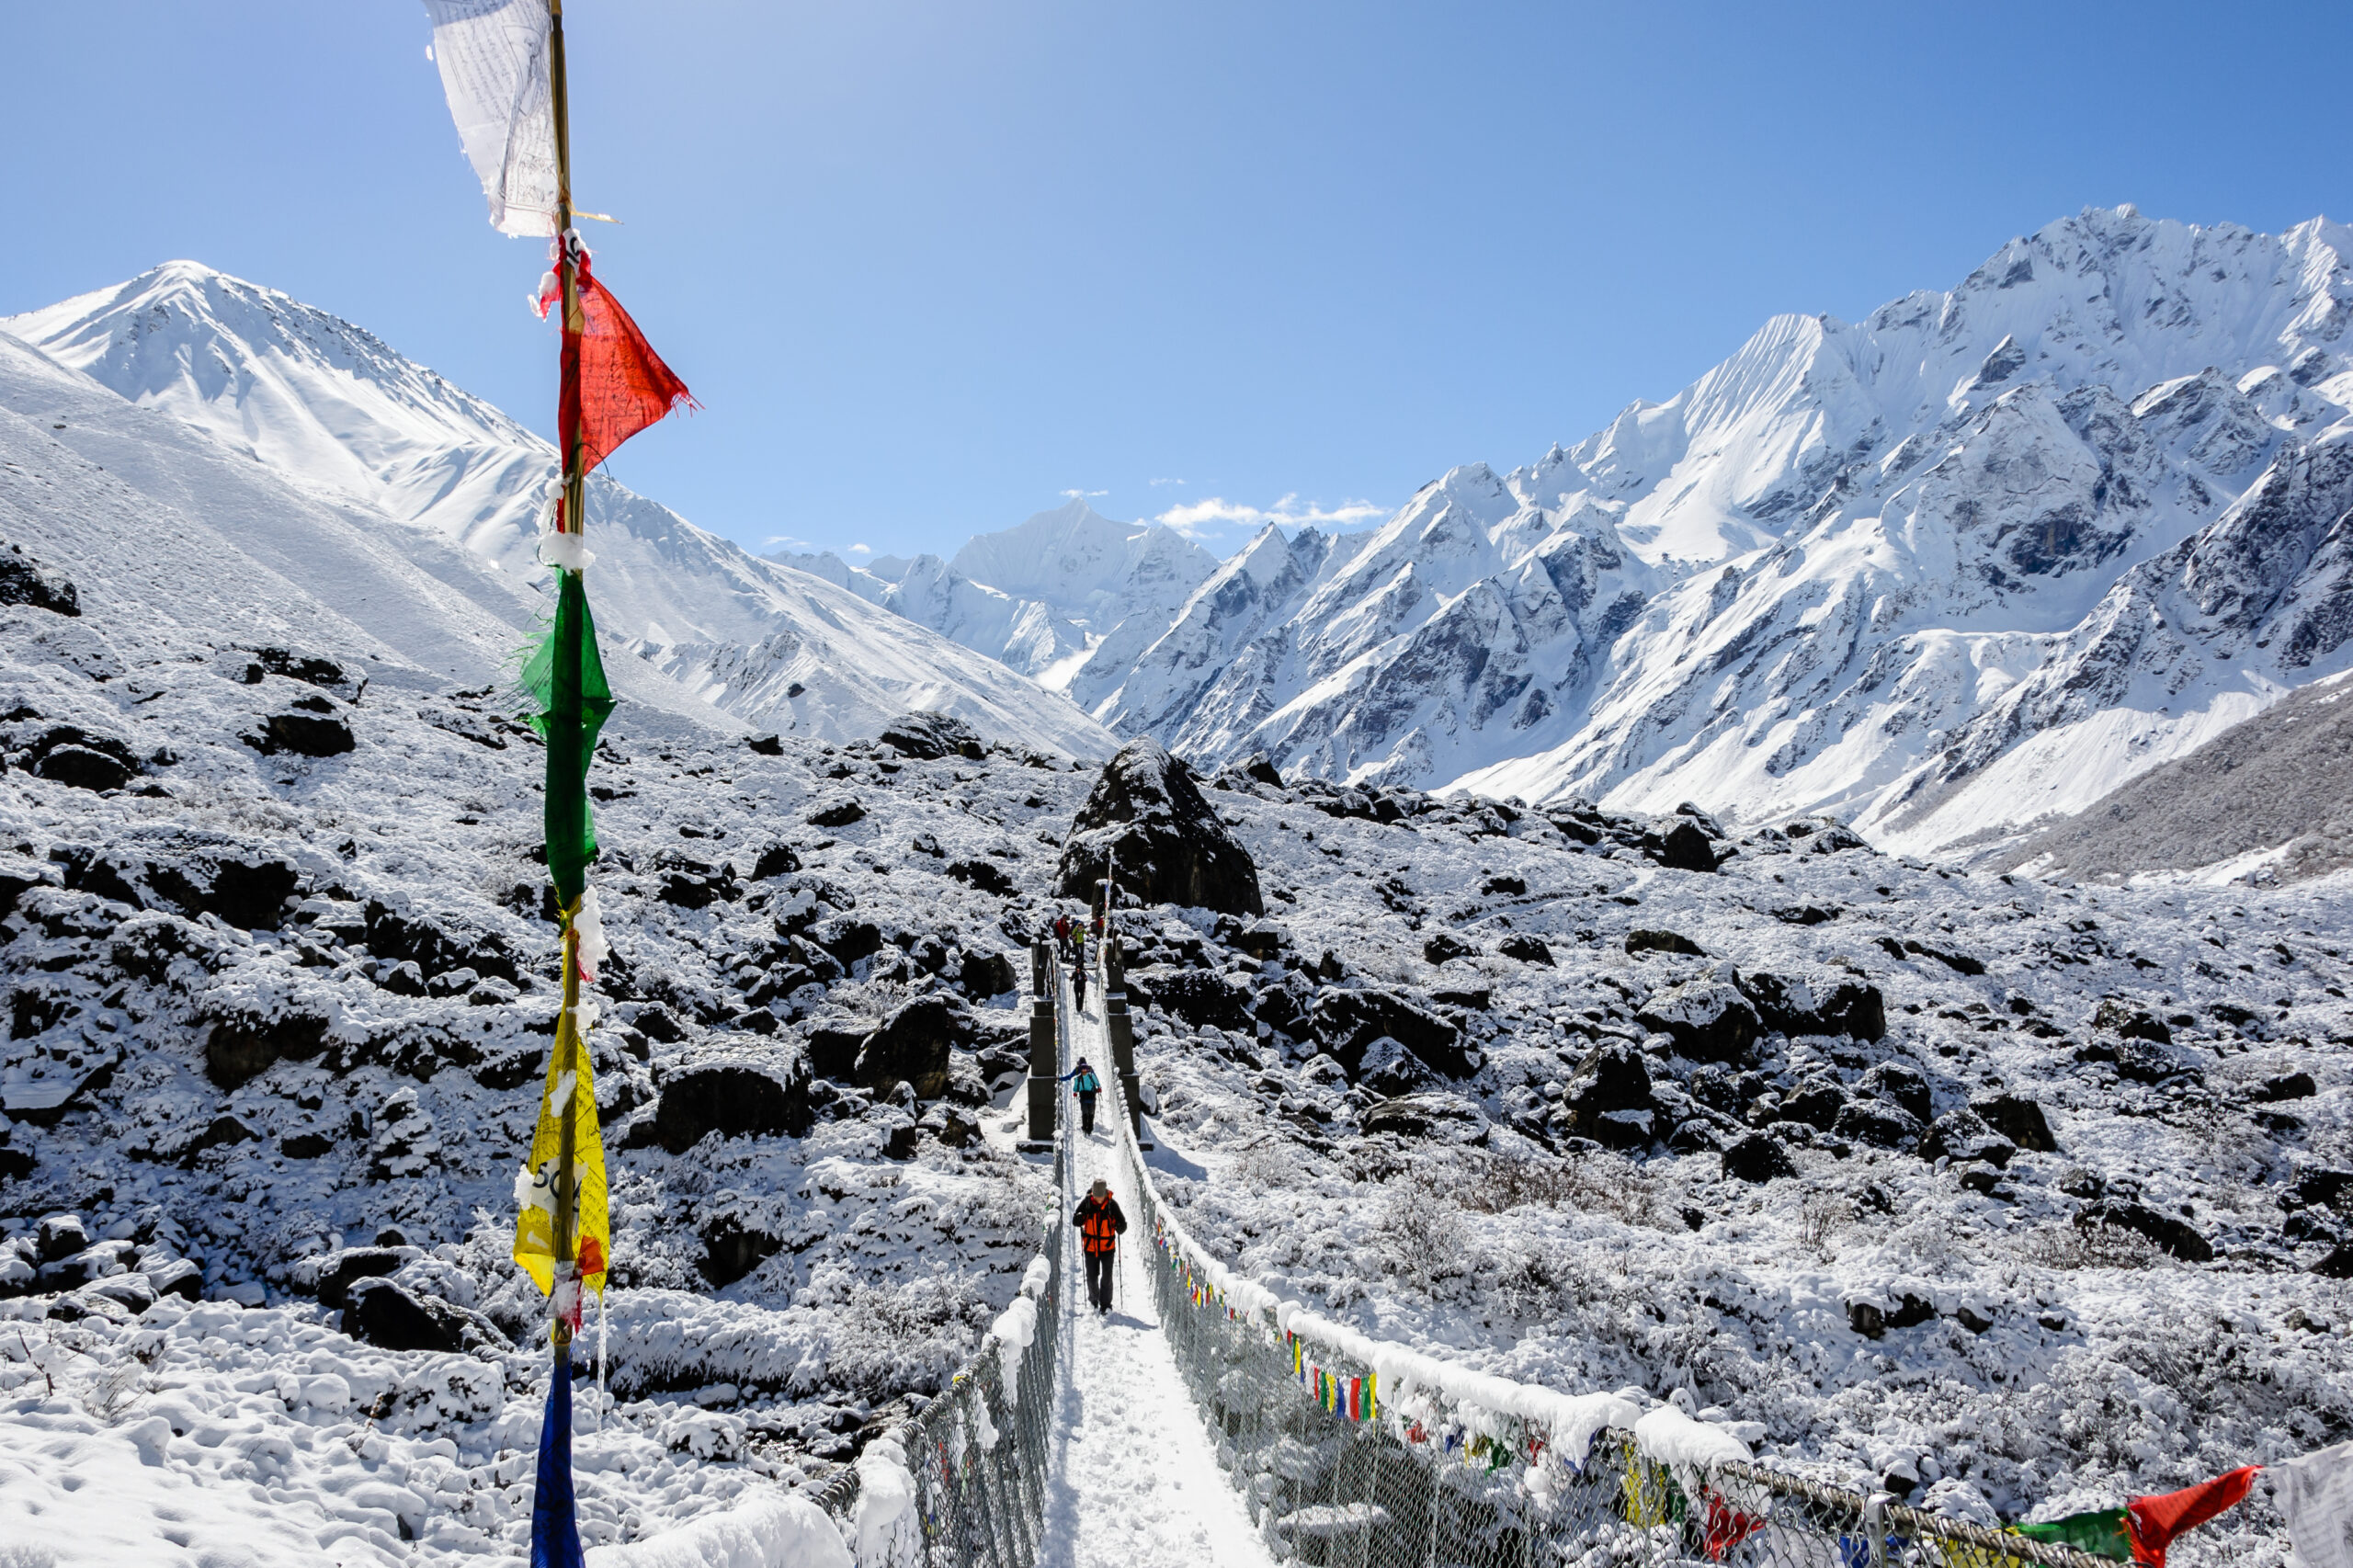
[1078,1091,1097,1133]
[1085,1247,1115,1310]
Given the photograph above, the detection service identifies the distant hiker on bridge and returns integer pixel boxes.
[1053,913,1072,961]
[1061,1056,1103,1133]
[1071,930,1088,1010]
[1073,1177,1127,1313]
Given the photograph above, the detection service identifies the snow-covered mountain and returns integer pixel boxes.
[773,499,1216,691]
[4,263,1113,758]
[1069,207,2353,859]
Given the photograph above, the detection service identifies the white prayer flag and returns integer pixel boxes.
[423,0,560,237]
[2279,1441,2353,1568]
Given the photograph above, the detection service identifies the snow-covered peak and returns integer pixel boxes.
[6,260,535,499]
[6,265,1113,757]
[948,498,1215,619]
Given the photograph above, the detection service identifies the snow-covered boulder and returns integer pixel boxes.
[1056,739,1263,916]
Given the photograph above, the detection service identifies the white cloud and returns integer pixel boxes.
[1153,493,1386,540]
[1149,477,1186,487]
[1060,488,1109,499]
[761,533,816,553]
[847,542,872,555]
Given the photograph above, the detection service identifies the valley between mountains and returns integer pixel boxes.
[0,205,2347,1564]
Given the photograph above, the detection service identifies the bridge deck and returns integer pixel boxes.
[1036,994,1277,1568]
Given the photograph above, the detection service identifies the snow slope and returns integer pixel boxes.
[1062,209,2353,859]
[5,263,1111,759]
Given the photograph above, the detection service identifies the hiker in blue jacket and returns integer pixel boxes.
[1060,1057,1103,1133]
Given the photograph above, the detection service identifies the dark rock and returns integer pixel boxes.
[750,843,801,881]
[1312,988,1470,1079]
[145,1259,202,1301]
[2078,1200,2211,1263]
[1482,875,1526,897]
[1742,972,1886,1041]
[0,543,80,617]
[1771,905,1841,926]
[1722,1134,1796,1184]
[1902,940,1984,976]
[2314,1244,2353,1280]
[1956,1303,1996,1334]
[35,745,131,792]
[2254,1072,2317,1103]
[1665,1119,1723,1153]
[1625,929,1706,957]
[35,1213,89,1264]
[1558,1043,1656,1149]
[2294,1168,2353,1209]
[653,1061,814,1153]
[957,949,1017,999]
[657,871,728,910]
[855,996,969,1099]
[2093,999,2172,1043]
[1650,820,1722,873]
[203,1010,330,1089]
[248,712,356,758]
[807,800,866,829]
[1972,1094,2057,1153]
[745,733,784,756]
[179,1114,257,1165]
[201,857,301,929]
[344,1278,473,1354]
[804,1025,870,1082]
[1421,932,1476,965]
[1359,1093,1487,1142]
[1131,967,1253,1030]
[699,1216,786,1288]
[921,1105,984,1148]
[947,858,1016,896]
[1834,1100,1923,1151]
[1228,920,1288,960]
[882,1119,922,1161]
[1858,1062,1931,1122]
[281,1131,335,1160]
[1781,1081,1847,1131]
[1784,817,1870,853]
[1922,1108,2017,1168]
[878,711,985,762]
[1635,981,1759,1065]
[1429,986,1491,1012]
[811,916,884,965]
[1498,934,1554,966]
[1241,754,1283,788]
[1055,739,1263,916]
[312,1247,405,1310]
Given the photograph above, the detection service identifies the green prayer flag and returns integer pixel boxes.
[522,570,615,907]
[2011,1507,2131,1561]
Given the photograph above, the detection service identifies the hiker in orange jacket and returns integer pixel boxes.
[1073,1177,1127,1312]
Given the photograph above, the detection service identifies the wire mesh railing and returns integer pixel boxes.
[1090,955,2120,1568]
[808,1027,1071,1566]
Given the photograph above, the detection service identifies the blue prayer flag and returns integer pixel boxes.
[531,1361,585,1568]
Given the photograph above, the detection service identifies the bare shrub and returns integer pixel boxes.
[1795,1194,1849,1263]
[1228,1140,1297,1190]
[1442,1148,1662,1228]
[2014,1221,2160,1271]
[1369,1174,1464,1293]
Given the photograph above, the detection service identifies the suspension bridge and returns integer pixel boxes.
[797,941,2112,1568]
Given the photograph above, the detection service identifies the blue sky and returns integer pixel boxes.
[6,2,2349,562]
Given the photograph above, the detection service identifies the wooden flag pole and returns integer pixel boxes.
[545,0,584,1356]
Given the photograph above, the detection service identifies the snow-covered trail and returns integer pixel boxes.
[1037,994,1277,1568]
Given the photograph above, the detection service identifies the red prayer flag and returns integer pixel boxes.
[1703,1493,1765,1561]
[2127,1467,2260,1565]
[537,242,697,481]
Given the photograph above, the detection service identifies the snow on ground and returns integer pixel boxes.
[1038,994,1275,1568]
[1101,769,2351,1561]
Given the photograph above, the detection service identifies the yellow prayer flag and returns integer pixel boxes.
[512,993,610,1297]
